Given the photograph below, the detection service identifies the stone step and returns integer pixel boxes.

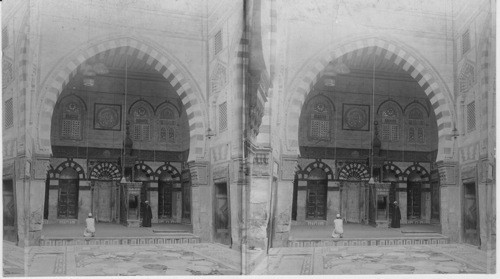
[40,235,201,246]
[287,236,450,247]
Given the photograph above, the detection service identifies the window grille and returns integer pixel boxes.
[467,101,476,132]
[214,30,223,55]
[159,107,176,143]
[381,106,400,142]
[167,127,175,143]
[311,119,329,139]
[61,102,82,140]
[132,106,150,141]
[417,127,425,143]
[462,29,471,55]
[2,27,8,49]
[219,102,227,132]
[4,98,13,128]
[459,63,475,94]
[408,127,416,143]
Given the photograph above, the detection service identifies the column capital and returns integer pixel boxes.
[187,160,209,187]
[436,160,459,186]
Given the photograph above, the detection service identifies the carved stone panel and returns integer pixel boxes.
[437,161,458,186]
[281,157,298,180]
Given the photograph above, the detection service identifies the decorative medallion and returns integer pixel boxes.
[134,107,147,117]
[94,103,121,130]
[343,104,369,131]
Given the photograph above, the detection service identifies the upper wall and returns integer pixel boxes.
[37,0,208,103]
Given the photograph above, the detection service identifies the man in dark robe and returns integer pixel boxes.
[391,201,401,228]
[143,200,153,227]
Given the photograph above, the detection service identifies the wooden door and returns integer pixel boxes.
[292,176,298,221]
[158,181,173,218]
[214,183,231,245]
[57,179,79,219]
[343,182,361,223]
[306,180,327,220]
[181,180,191,223]
[3,179,17,242]
[95,181,113,222]
[407,182,421,220]
[431,180,440,221]
[463,182,480,246]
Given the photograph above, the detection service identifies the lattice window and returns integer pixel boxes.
[311,120,329,139]
[381,106,400,142]
[310,102,330,140]
[214,30,223,55]
[407,107,425,144]
[462,29,471,55]
[459,63,475,93]
[2,27,8,50]
[211,64,227,94]
[158,107,176,143]
[408,127,416,143]
[467,101,476,132]
[219,102,228,132]
[132,106,150,141]
[4,98,13,128]
[417,127,424,143]
[61,102,82,140]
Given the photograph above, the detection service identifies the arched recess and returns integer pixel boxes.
[134,162,155,181]
[154,163,181,181]
[35,36,207,161]
[89,162,121,180]
[299,160,334,180]
[284,37,455,162]
[402,164,430,182]
[53,159,85,180]
[382,163,404,182]
[338,162,370,181]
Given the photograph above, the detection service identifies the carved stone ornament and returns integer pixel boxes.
[281,158,298,180]
[437,161,457,186]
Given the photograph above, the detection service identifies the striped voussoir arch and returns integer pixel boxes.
[134,163,155,181]
[37,38,205,161]
[338,162,370,181]
[298,160,334,180]
[286,38,454,162]
[89,162,121,180]
[402,164,430,182]
[382,163,404,182]
[54,159,86,180]
[154,163,181,181]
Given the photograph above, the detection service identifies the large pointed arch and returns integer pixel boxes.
[35,36,207,161]
[284,37,456,162]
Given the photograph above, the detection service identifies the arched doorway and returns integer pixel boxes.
[58,168,79,219]
[306,168,328,220]
[407,172,423,221]
[158,172,174,220]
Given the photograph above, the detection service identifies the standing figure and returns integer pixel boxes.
[143,200,153,227]
[83,213,96,237]
[332,214,344,238]
[391,201,401,228]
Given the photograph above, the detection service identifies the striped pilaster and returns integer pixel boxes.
[17,11,31,155]
[285,38,455,162]
[37,38,206,162]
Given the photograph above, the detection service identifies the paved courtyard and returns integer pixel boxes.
[3,242,241,277]
[252,244,496,275]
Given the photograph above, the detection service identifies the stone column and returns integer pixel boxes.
[187,160,211,242]
[437,160,459,242]
[246,147,272,250]
[23,156,51,246]
[271,156,297,247]
[397,182,407,224]
[296,180,307,223]
[421,182,431,223]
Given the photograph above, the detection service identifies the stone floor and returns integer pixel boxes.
[4,243,241,277]
[252,244,496,275]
